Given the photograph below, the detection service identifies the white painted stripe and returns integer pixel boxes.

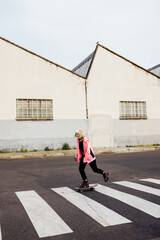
[114,181,160,197]
[0,225,2,240]
[140,178,160,185]
[95,184,160,218]
[51,187,131,227]
[16,190,73,238]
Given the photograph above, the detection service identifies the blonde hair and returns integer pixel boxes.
[75,129,85,138]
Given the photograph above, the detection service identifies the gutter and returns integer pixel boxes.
[85,80,88,119]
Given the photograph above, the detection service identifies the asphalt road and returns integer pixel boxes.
[0,151,160,240]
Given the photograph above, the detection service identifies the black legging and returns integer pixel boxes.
[79,157,103,181]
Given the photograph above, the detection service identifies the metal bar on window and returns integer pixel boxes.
[16,99,53,120]
[119,101,147,120]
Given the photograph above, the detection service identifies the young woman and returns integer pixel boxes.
[74,129,109,188]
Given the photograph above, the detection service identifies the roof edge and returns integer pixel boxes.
[72,51,95,72]
[97,43,160,79]
[71,44,98,78]
[148,64,160,71]
[0,36,86,79]
[85,44,99,78]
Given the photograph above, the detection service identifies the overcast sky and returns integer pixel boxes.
[0,0,160,70]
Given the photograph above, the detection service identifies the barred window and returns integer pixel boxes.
[16,99,53,120]
[119,101,147,120]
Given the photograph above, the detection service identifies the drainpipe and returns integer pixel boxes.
[85,80,88,119]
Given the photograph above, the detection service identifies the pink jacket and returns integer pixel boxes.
[75,137,96,163]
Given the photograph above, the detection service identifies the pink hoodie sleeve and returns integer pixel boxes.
[75,139,78,158]
[75,139,82,162]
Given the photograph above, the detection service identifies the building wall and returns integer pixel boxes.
[113,119,160,146]
[1,38,160,150]
[0,38,86,120]
[0,119,88,151]
[0,38,87,150]
[87,45,160,147]
[89,115,113,148]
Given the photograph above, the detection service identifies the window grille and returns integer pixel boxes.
[119,101,147,120]
[16,99,53,120]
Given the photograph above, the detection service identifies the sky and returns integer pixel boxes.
[0,0,160,70]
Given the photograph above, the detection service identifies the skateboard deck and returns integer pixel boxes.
[75,184,98,193]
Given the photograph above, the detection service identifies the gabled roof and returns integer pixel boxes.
[1,36,159,80]
[72,43,160,79]
[98,44,160,79]
[0,36,86,79]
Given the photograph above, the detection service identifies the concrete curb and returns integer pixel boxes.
[0,149,76,159]
[0,146,160,160]
[94,146,160,154]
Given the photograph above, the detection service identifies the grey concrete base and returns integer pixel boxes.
[113,119,160,146]
[0,138,76,151]
[1,118,160,151]
[0,119,88,151]
[113,135,160,147]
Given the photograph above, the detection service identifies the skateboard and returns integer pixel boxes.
[75,184,98,193]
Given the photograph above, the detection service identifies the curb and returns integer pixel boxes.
[0,150,76,160]
[95,146,160,154]
[0,146,160,160]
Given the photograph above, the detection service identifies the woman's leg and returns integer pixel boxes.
[79,158,87,181]
[79,159,89,187]
[89,160,109,182]
[89,160,103,174]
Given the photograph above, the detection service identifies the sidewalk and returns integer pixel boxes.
[0,145,160,159]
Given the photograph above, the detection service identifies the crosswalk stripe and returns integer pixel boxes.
[114,181,160,197]
[51,187,131,227]
[140,178,160,185]
[15,190,73,238]
[95,184,160,218]
[0,225,2,240]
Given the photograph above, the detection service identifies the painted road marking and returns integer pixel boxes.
[95,184,160,218]
[114,181,160,197]
[15,190,73,238]
[51,187,131,227]
[140,178,160,185]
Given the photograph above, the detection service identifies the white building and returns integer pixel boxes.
[0,37,88,151]
[0,37,160,150]
[73,44,160,147]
